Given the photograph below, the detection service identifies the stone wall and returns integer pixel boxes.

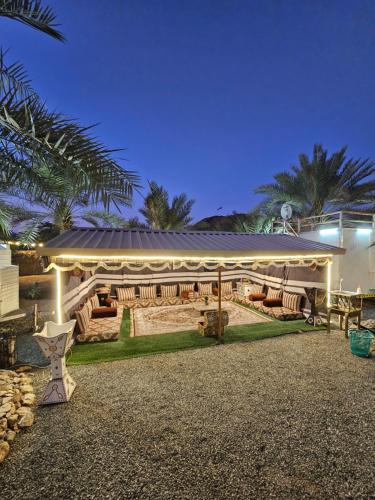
[0,368,36,463]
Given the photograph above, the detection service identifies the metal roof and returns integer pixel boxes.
[38,228,345,259]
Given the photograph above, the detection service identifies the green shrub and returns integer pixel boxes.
[22,283,42,300]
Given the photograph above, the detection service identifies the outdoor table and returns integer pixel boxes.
[327,290,366,337]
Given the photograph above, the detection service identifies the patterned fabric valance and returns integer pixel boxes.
[44,257,331,273]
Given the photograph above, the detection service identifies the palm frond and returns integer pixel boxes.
[0,0,65,41]
[82,210,128,229]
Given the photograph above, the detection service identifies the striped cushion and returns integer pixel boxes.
[161,285,177,298]
[282,292,302,311]
[90,294,100,309]
[250,283,264,295]
[86,298,93,317]
[116,287,136,301]
[221,281,233,295]
[179,283,195,295]
[139,285,157,299]
[75,304,90,334]
[267,287,282,300]
[198,283,212,295]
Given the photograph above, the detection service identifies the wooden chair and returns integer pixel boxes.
[198,310,229,337]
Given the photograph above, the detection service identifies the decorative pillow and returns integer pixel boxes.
[90,294,100,309]
[116,287,136,301]
[75,304,90,334]
[181,290,190,300]
[139,285,157,299]
[104,297,115,306]
[263,298,283,308]
[212,288,219,296]
[221,281,233,295]
[86,298,93,317]
[266,287,282,300]
[250,283,264,295]
[161,285,178,298]
[179,283,195,296]
[92,307,117,318]
[249,293,266,302]
[198,283,212,296]
[282,292,302,312]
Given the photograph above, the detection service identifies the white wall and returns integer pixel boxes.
[0,245,19,316]
[0,265,19,316]
[301,228,375,292]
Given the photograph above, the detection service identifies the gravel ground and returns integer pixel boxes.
[1,330,374,499]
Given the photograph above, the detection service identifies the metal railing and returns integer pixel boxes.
[273,211,375,234]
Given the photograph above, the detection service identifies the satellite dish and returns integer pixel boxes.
[281,203,293,221]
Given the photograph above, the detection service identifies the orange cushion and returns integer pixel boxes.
[263,298,282,307]
[92,307,117,318]
[181,290,190,300]
[249,293,266,302]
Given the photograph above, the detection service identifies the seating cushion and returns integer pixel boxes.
[139,285,157,299]
[267,307,304,321]
[92,307,117,318]
[181,290,190,299]
[263,298,283,307]
[86,298,93,317]
[116,287,136,301]
[161,284,178,298]
[90,294,100,309]
[282,292,302,311]
[198,282,212,295]
[266,287,282,300]
[221,281,233,295]
[249,293,266,302]
[250,283,264,295]
[179,283,195,295]
[75,304,90,334]
[213,282,233,296]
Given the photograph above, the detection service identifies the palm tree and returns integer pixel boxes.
[256,144,375,218]
[0,2,140,239]
[140,181,194,230]
[234,211,275,233]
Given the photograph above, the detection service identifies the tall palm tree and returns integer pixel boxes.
[140,181,194,230]
[256,144,375,218]
[0,2,140,238]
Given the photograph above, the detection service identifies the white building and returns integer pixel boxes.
[0,243,19,317]
[288,212,375,292]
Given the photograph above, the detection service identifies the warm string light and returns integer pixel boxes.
[56,268,62,325]
[55,252,333,262]
[6,241,44,247]
[45,255,330,272]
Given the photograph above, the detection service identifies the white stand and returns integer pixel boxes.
[33,320,76,405]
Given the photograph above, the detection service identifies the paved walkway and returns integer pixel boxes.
[1,330,374,499]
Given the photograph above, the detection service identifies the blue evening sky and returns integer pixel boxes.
[2,0,375,222]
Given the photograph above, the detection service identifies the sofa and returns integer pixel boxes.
[115,281,235,309]
[252,290,305,321]
[74,294,122,343]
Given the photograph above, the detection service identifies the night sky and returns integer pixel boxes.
[2,0,375,222]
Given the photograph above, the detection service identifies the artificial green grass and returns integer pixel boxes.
[68,306,324,366]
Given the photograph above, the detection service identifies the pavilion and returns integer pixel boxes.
[37,228,345,324]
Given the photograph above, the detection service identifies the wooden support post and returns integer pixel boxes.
[218,267,222,340]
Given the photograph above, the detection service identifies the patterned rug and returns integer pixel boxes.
[133,301,271,337]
